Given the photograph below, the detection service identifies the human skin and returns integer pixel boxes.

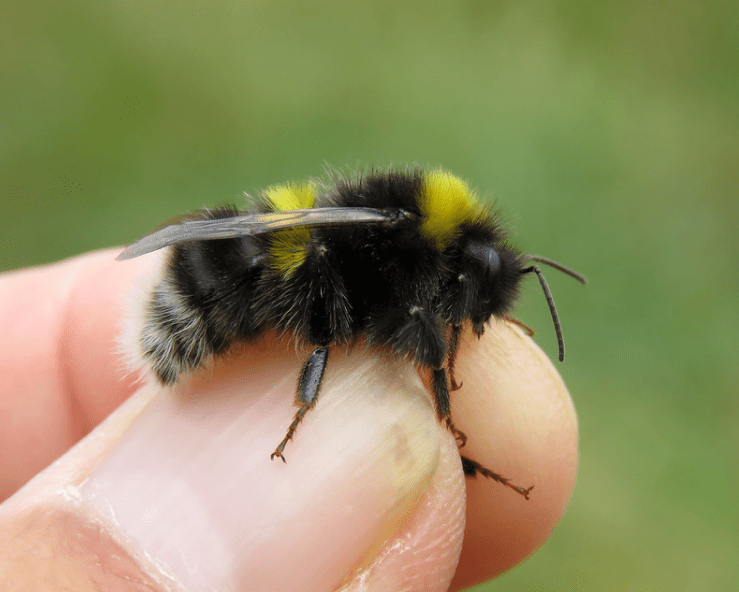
[0,249,578,591]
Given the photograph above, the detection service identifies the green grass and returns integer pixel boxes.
[2,0,737,589]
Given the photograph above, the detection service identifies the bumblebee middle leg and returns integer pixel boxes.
[432,367,468,448]
[461,456,534,500]
[434,331,533,499]
[446,323,463,391]
[271,346,329,462]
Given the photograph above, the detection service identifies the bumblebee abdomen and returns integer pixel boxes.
[141,282,221,384]
[141,210,269,383]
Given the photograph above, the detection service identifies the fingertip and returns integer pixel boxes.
[338,428,466,592]
[449,321,579,589]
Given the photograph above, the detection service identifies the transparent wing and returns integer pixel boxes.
[117,207,400,260]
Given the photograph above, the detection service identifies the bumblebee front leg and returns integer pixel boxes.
[270,346,329,462]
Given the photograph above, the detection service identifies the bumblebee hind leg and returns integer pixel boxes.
[271,346,329,462]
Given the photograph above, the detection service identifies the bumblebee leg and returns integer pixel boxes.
[432,367,467,448]
[447,418,468,449]
[460,456,533,500]
[447,323,463,391]
[504,316,535,336]
[439,346,532,497]
[271,347,329,462]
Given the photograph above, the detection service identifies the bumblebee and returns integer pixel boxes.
[119,167,586,498]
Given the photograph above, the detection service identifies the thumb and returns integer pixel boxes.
[0,329,465,591]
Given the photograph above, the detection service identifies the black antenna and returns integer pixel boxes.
[520,255,587,362]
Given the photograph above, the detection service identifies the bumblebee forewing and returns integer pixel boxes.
[117,207,395,260]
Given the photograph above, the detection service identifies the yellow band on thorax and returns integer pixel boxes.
[264,182,316,276]
[419,171,484,249]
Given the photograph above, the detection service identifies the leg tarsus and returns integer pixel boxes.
[271,404,311,462]
[270,451,287,463]
[461,456,534,500]
[504,316,535,336]
[446,417,468,449]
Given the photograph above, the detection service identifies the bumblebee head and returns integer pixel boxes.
[462,239,522,315]
[461,238,587,362]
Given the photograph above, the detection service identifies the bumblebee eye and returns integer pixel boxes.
[465,241,500,280]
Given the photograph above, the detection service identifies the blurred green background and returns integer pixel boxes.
[2,0,737,589]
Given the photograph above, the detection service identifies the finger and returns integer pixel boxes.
[334,426,466,592]
[449,321,579,589]
[0,249,149,501]
[0,338,461,591]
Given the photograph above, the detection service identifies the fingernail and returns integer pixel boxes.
[80,344,440,592]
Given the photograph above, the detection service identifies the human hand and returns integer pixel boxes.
[0,249,578,591]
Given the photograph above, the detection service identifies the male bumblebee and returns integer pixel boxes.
[119,167,586,499]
